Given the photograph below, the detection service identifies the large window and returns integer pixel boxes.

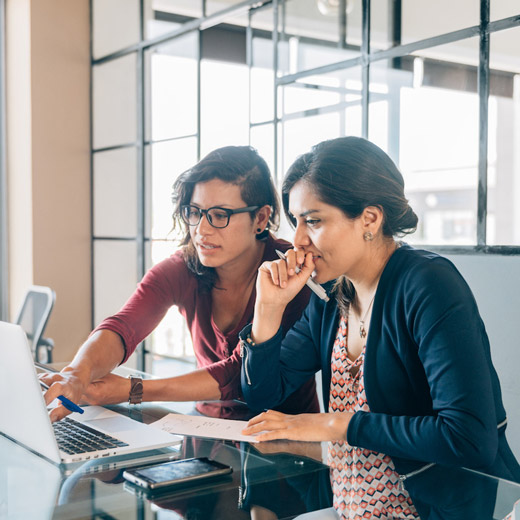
[91,0,273,370]
[275,0,520,248]
[91,0,520,371]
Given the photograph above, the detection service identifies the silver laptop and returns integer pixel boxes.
[0,321,182,467]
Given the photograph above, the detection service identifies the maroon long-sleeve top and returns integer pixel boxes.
[94,234,319,418]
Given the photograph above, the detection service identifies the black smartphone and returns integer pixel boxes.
[122,457,232,491]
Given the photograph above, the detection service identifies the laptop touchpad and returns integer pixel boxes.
[84,416,138,433]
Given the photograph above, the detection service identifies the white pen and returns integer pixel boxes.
[275,249,330,302]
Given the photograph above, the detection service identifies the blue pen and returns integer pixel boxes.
[40,381,84,414]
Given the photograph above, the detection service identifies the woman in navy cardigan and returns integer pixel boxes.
[240,136,520,519]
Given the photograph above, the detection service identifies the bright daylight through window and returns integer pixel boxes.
[91,0,520,367]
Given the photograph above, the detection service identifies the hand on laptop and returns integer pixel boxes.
[39,369,89,422]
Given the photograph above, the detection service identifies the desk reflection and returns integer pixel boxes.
[3,419,520,519]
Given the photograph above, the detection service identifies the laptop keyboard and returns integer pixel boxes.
[53,417,129,455]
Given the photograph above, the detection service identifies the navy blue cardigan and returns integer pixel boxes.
[240,245,520,481]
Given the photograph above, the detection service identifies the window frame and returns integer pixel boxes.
[90,0,520,369]
[273,0,520,254]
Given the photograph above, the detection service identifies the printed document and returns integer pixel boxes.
[151,413,259,443]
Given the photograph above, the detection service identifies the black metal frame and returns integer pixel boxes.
[135,0,146,365]
[0,0,7,321]
[89,0,94,345]
[477,0,490,247]
[89,0,520,368]
[272,1,520,255]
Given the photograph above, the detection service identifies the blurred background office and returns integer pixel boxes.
[0,0,519,453]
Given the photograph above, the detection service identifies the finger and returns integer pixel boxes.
[255,429,289,442]
[259,261,280,287]
[283,249,298,275]
[262,410,284,418]
[245,412,266,428]
[299,252,315,278]
[39,372,63,386]
[43,380,73,406]
[292,248,307,267]
[39,372,51,384]
[270,261,287,288]
[274,259,291,287]
[243,423,271,435]
[43,382,63,406]
[244,412,272,432]
[49,403,72,423]
[245,409,282,428]
[243,417,288,435]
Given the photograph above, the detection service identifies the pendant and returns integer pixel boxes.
[359,322,367,339]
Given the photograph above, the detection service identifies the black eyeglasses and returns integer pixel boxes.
[180,205,259,229]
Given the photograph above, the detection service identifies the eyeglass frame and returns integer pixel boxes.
[180,205,260,229]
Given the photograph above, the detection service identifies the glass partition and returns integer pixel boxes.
[92,0,140,59]
[280,63,363,174]
[487,25,520,245]
[250,8,274,126]
[145,138,198,241]
[278,0,362,77]
[92,53,138,149]
[144,0,203,40]
[200,58,249,155]
[93,240,138,327]
[93,147,138,238]
[367,37,480,246]
[145,33,199,142]
[90,1,520,374]
[491,2,520,22]
[401,0,479,45]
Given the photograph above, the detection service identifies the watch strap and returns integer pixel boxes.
[128,376,143,405]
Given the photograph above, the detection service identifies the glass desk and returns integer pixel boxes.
[3,365,520,519]
[3,401,520,520]
[1,400,332,520]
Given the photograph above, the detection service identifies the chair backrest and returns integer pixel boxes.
[15,285,56,357]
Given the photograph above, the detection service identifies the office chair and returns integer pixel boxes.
[15,285,56,363]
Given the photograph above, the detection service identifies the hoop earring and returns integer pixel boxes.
[256,228,263,234]
[363,231,374,241]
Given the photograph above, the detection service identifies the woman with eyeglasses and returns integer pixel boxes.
[42,146,318,422]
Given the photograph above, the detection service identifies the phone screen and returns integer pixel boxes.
[123,457,232,490]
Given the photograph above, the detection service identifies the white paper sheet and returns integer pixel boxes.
[150,413,259,443]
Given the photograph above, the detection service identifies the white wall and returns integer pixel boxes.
[446,253,520,459]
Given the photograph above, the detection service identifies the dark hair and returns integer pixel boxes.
[281,136,418,315]
[172,145,280,291]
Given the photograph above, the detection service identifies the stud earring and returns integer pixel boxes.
[256,228,263,234]
[363,231,374,241]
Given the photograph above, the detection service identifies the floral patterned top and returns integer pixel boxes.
[328,315,420,519]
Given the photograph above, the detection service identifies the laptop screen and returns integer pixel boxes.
[0,321,62,464]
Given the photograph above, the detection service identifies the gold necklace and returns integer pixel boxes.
[353,240,400,339]
[358,292,376,339]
